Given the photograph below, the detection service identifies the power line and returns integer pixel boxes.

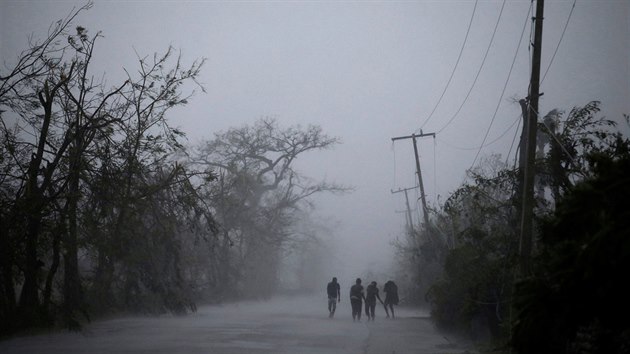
[391,141,397,188]
[440,114,521,151]
[506,115,522,168]
[436,0,507,135]
[433,137,437,201]
[470,3,533,170]
[419,0,479,131]
[541,0,577,84]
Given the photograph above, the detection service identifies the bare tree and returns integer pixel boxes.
[0,3,212,331]
[194,118,349,298]
[0,4,92,329]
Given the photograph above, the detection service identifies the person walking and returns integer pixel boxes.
[326,277,341,318]
[364,281,384,321]
[349,278,366,322]
[383,280,399,319]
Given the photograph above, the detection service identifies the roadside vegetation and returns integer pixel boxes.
[395,102,630,352]
[1,5,346,334]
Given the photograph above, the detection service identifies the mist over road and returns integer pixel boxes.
[0,295,473,353]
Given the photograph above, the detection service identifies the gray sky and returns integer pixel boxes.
[2,0,629,282]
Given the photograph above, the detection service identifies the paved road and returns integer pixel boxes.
[0,295,475,353]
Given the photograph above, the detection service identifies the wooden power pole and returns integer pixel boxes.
[391,186,418,232]
[391,131,435,230]
[520,0,544,276]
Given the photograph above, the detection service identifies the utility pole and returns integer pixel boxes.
[391,131,435,230]
[391,186,418,233]
[520,0,544,276]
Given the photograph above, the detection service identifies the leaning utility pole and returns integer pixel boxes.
[391,131,436,230]
[391,186,418,232]
[520,0,544,276]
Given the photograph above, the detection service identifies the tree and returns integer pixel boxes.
[0,4,94,329]
[193,118,348,298]
[426,154,518,341]
[1,4,212,332]
[536,101,620,203]
[511,144,630,353]
[417,104,628,347]
[81,45,208,317]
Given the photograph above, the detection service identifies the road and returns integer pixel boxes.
[0,295,475,353]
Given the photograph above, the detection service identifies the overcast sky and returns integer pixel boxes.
[2,0,629,284]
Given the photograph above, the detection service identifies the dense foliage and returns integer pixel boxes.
[426,156,518,341]
[512,151,630,353]
[396,99,629,350]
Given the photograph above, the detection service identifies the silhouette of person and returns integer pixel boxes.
[326,277,341,318]
[349,278,366,321]
[383,280,399,319]
[364,281,384,321]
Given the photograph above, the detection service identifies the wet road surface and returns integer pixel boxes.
[0,295,475,353]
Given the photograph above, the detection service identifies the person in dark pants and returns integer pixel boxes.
[364,281,384,321]
[349,278,366,321]
[350,278,365,321]
[383,280,399,319]
[326,277,341,318]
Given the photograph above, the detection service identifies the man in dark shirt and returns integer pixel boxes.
[349,278,366,322]
[364,281,384,321]
[326,277,341,318]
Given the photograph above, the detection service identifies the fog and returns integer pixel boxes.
[1,1,629,346]
[3,1,627,283]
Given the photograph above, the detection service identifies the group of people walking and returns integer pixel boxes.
[326,277,399,321]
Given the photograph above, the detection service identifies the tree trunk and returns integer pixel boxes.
[18,207,43,324]
[63,136,84,329]
[18,81,59,325]
[0,215,17,331]
[43,221,62,313]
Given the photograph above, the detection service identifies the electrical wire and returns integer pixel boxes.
[391,141,397,188]
[419,0,479,131]
[433,137,437,201]
[436,0,507,135]
[541,0,577,84]
[503,0,576,170]
[506,115,522,167]
[440,114,521,151]
[469,2,533,170]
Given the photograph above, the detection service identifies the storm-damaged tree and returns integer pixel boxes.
[0,4,95,329]
[193,118,348,299]
[0,4,212,332]
[82,45,211,315]
[535,101,622,204]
